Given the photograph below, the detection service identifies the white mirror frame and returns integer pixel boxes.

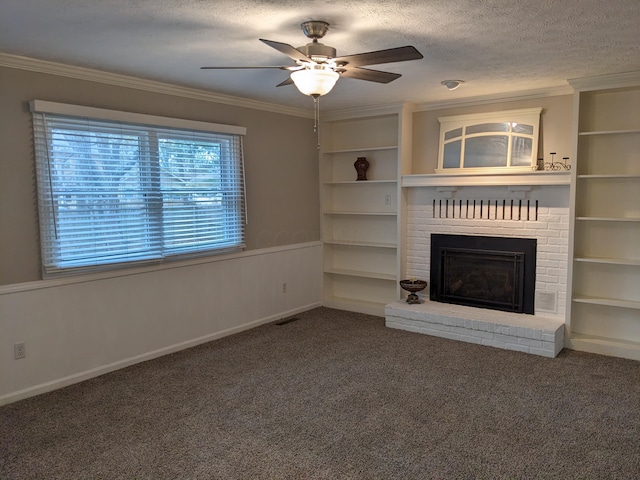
[436,107,542,174]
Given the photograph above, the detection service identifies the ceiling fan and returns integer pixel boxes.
[201,20,424,98]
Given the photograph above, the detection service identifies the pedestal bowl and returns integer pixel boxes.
[399,279,427,304]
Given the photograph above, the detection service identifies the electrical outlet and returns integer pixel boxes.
[14,342,26,360]
[385,194,392,205]
[282,283,287,294]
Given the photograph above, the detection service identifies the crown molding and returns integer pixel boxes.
[322,102,416,121]
[0,52,313,119]
[414,85,574,112]
[568,71,640,92]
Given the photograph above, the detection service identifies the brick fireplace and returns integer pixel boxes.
[386,180,570,357]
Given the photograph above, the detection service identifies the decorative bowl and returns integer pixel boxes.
[399,279,427,304]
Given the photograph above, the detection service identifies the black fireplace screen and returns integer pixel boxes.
[430,234,536,314]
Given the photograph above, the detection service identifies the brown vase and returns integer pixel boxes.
[354,157,369,181]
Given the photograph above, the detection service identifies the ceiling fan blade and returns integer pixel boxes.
[333,45,423,67]
[339,67,402,84]
[200,66,295,70]
[259,39,310,63]
[276,77,294,87]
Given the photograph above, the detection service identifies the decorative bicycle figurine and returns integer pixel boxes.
[533,152,570,171]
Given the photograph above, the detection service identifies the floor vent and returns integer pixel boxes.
[275,317,300,326]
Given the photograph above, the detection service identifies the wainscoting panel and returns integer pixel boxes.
[0,242,322,405]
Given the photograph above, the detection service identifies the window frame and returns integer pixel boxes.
[30,100,247,278]
[436,107,542,174]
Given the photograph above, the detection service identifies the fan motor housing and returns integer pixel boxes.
[297,42,336,62]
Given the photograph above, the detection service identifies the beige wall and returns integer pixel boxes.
[412,95,574,174]
[0,66,320,285]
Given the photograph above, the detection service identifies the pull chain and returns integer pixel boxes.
[313,95,320,150]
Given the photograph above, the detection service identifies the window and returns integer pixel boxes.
[437,108,542,174]
[31,101,247,277]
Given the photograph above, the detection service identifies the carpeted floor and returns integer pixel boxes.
[2,307,639,479]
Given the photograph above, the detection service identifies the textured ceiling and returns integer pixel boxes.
[1,0,639,112]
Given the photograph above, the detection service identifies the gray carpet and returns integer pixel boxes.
[2,307,639,479]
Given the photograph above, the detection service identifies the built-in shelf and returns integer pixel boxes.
[323,180,397,185]
[573,295,640,310]
[320,108,408,317]
[576,216,640,222]
[575,257,640,266]
[323,211,397,216]
[577,174,640,179]
[578,129,640,136]
[324,268,396,281]
[569,334,640,361]
[402,171,571,187]
[565,78,640,361]
[323,145,398,154]
[324,240,397,249]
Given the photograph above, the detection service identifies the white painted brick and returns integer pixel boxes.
[442,316,455,326]
[387,322,420,333]
[451,326,472,336]
[458,334,483,345]
[537,275,559,283]
[529,347,556,358]
[536,251,548,260]
[430,322,451,332]
[537,259,559,268]
[504,343,530,354]
[547,253,568,262]
[495,333,520,344]
[547,268,566,276]
[519,337,543,348]
[482,339,506,349]
[470,329,495,340]
[537,218,551,225]
[476,321,487,331]
[424,328,460,341]
[547,237,567,246]
[538,244,562,253]
[551,207,569,215]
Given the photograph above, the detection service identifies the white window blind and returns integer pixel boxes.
[31,101,247,277]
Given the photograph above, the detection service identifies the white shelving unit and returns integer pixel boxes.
[567,75,640,360]
[319,105,413,316]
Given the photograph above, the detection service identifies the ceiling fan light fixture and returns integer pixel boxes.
[291,67,339,96]
[441,79,464,90]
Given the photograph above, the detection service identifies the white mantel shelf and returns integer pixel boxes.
[402,171,571,187]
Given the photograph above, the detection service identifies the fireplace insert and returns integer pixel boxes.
[430,234,536,314]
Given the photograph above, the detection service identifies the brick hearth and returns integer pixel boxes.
[386,300,564,358]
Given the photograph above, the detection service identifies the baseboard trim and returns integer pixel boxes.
[0,302,321,406]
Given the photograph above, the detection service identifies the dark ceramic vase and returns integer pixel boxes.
[354,157,369,181]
